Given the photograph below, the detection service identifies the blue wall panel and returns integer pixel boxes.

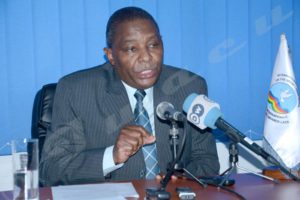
[84,0,109,67]
[59,0,87,75]
[181,1,204,75]
[203,0,228,112]
[293,0,300,79]
[0,0,9,148]
[226,0,250,132]
[32,0,62,87]
[4,0,36,142]
[0,0,299,154]
[249,0,272,135]
[157,0,182,66]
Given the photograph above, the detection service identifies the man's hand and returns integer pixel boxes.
[113,125,155,164]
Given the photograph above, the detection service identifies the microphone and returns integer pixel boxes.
[156,102,185,122]
[183,94,300,183]
[182,94,280,166]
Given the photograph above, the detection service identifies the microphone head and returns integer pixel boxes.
[156,101,175,120]
[183,93,198,112]
[183,94,222,129]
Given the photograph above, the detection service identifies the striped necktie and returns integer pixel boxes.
[134,89,160,179]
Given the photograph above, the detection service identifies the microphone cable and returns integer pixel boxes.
[207,181,246,200]
[182,169,247,200]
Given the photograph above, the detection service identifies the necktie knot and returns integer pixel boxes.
[134,89,146,103]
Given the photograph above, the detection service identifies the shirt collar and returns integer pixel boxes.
[121,81,153,101]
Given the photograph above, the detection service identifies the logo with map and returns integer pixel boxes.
[268,82,297,114]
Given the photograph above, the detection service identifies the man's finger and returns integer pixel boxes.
[128,125,156,145]
[155,174,178,180]
[143,135,156,145]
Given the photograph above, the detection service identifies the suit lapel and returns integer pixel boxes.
[97,64,146,177]
[99,66,134,137]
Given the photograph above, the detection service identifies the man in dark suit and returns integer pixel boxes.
[40,7,219,186]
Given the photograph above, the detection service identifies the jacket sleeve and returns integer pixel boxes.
[39,79,106,186]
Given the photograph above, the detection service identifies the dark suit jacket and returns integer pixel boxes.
[40,62,220,186]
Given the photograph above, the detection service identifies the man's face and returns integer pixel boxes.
[104,19,163,89]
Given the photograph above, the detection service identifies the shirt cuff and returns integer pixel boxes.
[103,145,124,176]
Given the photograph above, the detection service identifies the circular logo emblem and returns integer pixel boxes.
[268,82,297,114]
[189,104,204,124]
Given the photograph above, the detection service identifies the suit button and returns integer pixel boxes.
[140,170,145,178]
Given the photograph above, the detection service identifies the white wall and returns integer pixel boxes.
[0,155,13,191]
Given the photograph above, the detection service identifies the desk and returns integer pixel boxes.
[0,174,299,200]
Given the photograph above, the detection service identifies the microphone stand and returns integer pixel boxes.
[159,118,245,200]
[219,142,278,186]
[216,119,300,183]
[169,121,184,171]
[170,121,180,161]
[160,120,183,190]
[160,119,207,190]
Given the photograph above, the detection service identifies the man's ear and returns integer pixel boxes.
[104,48,115,65]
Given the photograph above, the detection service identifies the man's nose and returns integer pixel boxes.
[139,48,151,62]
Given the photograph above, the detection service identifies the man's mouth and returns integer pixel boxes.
[137,69,157,79]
